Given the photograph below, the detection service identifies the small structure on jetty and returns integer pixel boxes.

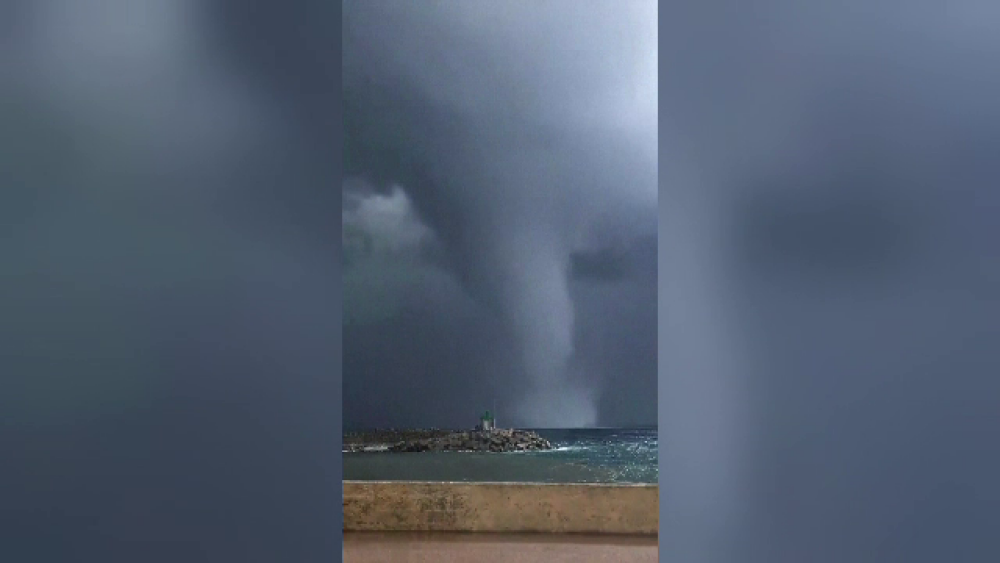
[476,410,496,432]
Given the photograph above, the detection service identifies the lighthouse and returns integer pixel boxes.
[479,410,495,432]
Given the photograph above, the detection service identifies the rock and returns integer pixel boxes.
[342,427,554,454]
[377,428,552,453]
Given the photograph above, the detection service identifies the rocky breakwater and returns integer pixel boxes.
[389,429,552,453]
[344,428,552,453]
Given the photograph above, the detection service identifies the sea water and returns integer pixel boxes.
[342,427,657,483]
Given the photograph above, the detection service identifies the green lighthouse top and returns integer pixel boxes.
[481,410,494,421]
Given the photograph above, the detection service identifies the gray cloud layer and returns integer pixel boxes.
[662,2,1000,561]
[343,0,658,428]
[3,2,340,558]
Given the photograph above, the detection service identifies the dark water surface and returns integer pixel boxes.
[342,427,657,483]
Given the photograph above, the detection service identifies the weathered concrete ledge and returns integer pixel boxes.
[344,481,659,535]
[344,531,660,562]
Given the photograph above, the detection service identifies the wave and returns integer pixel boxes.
[543,445,588,453]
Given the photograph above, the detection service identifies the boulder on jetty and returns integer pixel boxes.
[344,428,552,453]
[344,428,452,448]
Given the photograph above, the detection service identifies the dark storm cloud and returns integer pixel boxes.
[662,2,1000,562]
[3,2,339,559]
[343,0,657,428]
[571,234,658,283]
[571,249,630,283]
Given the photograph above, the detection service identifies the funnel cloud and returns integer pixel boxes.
[343,0,657,428]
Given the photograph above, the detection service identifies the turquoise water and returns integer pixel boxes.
[343,427,657,484]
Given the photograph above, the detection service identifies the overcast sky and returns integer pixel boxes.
[342,0,658,429]
[3,1,999,560]
[3,1,341,558]
[661,2,1000,561]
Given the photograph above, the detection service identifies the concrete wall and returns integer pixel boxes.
[343,481,659,535]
